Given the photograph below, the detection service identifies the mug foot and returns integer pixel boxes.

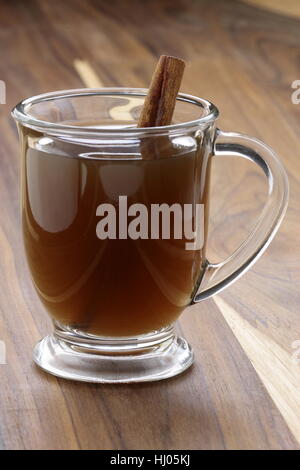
[33,325,193,383]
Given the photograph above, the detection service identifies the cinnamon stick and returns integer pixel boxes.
[138,55,185,128]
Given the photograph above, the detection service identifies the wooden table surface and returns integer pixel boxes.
[0,0,299,450]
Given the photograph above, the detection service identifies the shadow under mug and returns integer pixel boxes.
[12,88,289,383]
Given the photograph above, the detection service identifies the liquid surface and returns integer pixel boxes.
[22,131,210,336]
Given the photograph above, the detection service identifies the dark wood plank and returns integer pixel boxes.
[0,0,299,449]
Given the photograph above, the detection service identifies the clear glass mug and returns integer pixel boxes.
[12,88,288,383]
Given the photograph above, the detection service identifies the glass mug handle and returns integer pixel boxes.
[193,129,289,302]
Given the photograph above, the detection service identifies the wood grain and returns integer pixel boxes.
[242,1,300,19]
[0,0,299,449]
[214,296,300,444]
[73,59,104,88]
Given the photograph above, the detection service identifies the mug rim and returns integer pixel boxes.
[12,87,219,137]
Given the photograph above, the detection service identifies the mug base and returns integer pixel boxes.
[33,324,193,383]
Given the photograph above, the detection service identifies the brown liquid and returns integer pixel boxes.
[22,130,210,336]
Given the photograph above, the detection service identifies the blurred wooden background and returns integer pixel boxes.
[0,0,299,450]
